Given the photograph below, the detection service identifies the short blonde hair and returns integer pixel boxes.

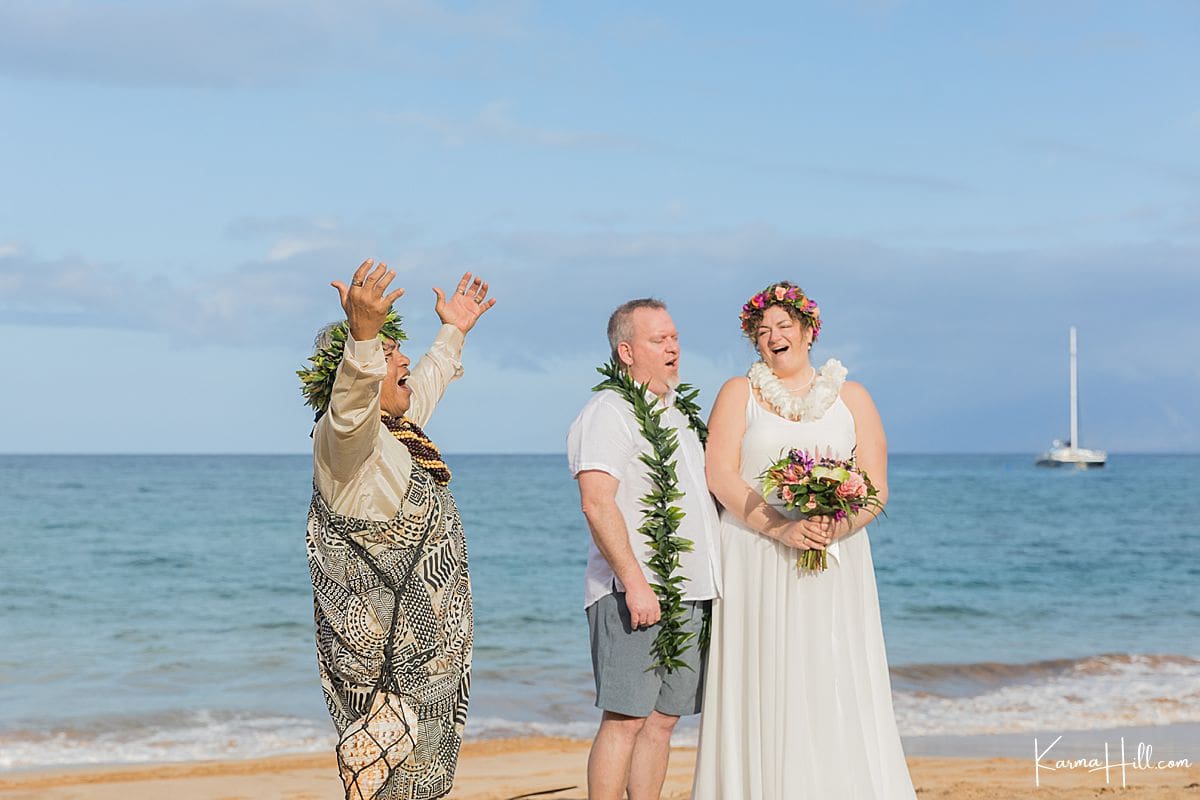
[607,298,667,363]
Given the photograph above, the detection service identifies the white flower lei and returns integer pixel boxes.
[748,358,848,422]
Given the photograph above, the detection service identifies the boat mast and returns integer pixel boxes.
[1069,326,1079,450]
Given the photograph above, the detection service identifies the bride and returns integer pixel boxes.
[691,282,916,799]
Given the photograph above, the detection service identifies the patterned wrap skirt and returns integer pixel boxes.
[307,465,473,800]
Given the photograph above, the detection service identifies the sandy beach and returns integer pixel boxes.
[2,737,1197,800]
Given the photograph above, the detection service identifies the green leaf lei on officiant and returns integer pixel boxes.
[593,359,710,672]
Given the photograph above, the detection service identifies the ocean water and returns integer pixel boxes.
[1,453,1198,769]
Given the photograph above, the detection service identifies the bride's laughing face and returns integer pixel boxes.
[756,305,812,374]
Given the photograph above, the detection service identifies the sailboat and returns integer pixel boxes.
[1037,326,1106,468]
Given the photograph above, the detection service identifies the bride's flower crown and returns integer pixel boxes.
[739,282,822,341]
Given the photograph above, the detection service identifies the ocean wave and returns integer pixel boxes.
[892,653,1200,736]
[2,653,1197,770]
[898,602,995,619]
[0,711,333,771]
[466,717,598,741]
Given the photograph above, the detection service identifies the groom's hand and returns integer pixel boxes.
[624,579,661,630]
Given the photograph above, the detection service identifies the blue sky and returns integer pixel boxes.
[1,1,1197,454]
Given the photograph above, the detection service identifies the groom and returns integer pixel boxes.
[567,298,721,800]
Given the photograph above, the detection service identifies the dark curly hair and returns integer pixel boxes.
[739,281,822,344]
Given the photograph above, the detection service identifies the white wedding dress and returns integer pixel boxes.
[692,363,916,799]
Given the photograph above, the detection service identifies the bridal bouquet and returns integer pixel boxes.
[760,449,883,571]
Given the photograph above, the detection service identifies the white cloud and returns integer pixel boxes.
[4,230,1198,379]
[0,0,528,87]
[3,230,1198,453]
[226,214,343,241]
[224,214,354,263]
[387,101,658,152]
[266,237,340,262]
[1017,137,1200,187]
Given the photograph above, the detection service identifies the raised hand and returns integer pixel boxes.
[432,272,497,335]
[331,259,406,341]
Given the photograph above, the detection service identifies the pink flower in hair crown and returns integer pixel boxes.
[739,282,823,341]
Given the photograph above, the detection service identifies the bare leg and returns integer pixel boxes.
[627,710,679,800]
[588,710,647,800]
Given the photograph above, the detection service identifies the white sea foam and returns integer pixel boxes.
[0,712,333,770]
[4,653,1198,771]
[892,653,1200,737]
[465,717,598,741]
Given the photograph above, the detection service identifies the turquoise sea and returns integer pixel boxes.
[1,453,1198,769]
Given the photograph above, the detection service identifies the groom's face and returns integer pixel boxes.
[623,307,681,396]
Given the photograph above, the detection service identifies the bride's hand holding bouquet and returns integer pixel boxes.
[761,448,884,571]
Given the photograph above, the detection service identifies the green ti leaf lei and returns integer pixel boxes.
[592,359,710,672]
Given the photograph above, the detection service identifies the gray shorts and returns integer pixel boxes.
[586,592,711,718]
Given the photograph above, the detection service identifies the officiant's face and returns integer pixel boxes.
[757,305,812,374]
[380,337,413,417]
[622,307,681,396]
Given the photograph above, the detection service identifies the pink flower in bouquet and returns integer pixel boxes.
[836,472,869,499]
[752,293,766,309]
[759,451,884,573]
[774,285,788,301]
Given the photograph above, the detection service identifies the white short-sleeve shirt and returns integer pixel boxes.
[567,388,722,609]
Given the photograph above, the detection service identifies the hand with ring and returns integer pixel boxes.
[433,271,497,335]
[777,518,834,551]
[331,259,405,341]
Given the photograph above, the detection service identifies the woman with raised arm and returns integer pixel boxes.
[299,259,495,800]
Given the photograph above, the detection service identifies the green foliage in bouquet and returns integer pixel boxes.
[761,449,885,572]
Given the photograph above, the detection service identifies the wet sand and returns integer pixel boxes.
[2,735,1198,799]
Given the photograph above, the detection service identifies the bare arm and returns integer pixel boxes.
[705,377,830,551]
[577,470,661,629]
[830,380,889,539]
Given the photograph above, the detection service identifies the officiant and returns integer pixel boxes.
[299,259,495,800]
